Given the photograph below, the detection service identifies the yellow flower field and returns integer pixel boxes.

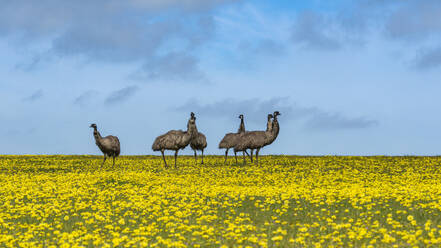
[0,155,440,247]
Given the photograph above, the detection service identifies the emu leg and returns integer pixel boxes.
[242,152,246,165]
[225,149,229,164]
[161,150,168,168]
[201,149,204,164]
[244,150,250,157]
[112,156,115,167]
[250,149,254,163]
[194,150,197,164]
[102,154,106,167]
[256,148,260,165]
[174,150,178,168]
[235,151,238,164]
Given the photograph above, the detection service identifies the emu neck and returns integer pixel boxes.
[93,128,102,141]
[182,123,196,146]
[238,119,245,133]
[186,123,197,139]
[265,117,279,144]
[272,117,280,137]
[266,118,273,132]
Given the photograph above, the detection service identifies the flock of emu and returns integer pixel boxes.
[90,111,281,167]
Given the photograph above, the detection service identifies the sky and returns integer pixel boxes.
[1,0,441,155]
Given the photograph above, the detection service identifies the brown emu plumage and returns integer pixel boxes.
[234,111,280,165]
[152,113,197,168]
[90,123,120,167]
[219,114,248,164]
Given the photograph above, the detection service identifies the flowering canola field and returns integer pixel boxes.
[0,155,441,247]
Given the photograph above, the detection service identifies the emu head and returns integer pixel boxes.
[239,114,244,119]
[190,112,195,120]
[90,123,97,129]
[268,114,273,120]
[273,111,281,117]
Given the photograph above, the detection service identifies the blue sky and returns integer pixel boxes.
[1,0,441,155]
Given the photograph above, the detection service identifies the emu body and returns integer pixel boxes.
[234,112,280,165]
[219,114,249,164]
[90,124,120,167]
[152,113,197,168]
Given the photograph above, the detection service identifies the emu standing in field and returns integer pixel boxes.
[218,114,249,164]
[233,114,272,164]
[190,115,207,164]
[90,123,120,167]
[234,111,281,165]
[152,112,197,168]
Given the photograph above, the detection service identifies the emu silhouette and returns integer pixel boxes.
[234,111,280,165]
[90,123,120,167]
[218,114,250,164]
[190,113,207,164]
[152,112,197,168]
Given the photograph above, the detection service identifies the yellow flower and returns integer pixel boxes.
[271,236,283,241]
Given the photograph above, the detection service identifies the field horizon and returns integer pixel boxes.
[2,154,441,158]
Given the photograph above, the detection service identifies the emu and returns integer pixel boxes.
[218,114,249,164]
[233,114,272,164]
[90,123,120,167]
[190,115,207,164]
[249,112,275,162]
[234,111,280,165]
[152,112,197,168]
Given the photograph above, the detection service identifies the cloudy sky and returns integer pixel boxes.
[1,0,441,155]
